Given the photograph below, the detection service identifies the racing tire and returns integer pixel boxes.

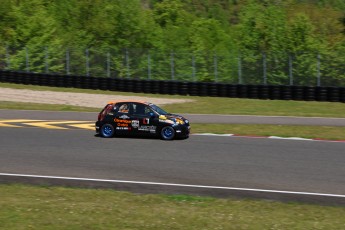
[160,126,175,140]
[100,124,115,138]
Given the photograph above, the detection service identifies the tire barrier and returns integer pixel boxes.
[327,87,340,102]
[340,87,345,103]
[269,85,281,100]
[227,84,238,98]
[238,85,248,98]
[258,85,269,99]
[217,83,228,97]
[248,85,259,99]
[281,85,292,100]
[0,70,344,103]
[316,86,328,102]
[304,86,316,101]
[291,86,304,101]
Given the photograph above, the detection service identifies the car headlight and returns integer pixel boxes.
[176,118,184,125]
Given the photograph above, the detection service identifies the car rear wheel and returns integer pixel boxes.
[160,126,175,140]
[100,124,115,138]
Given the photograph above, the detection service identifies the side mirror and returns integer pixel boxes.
[149,112,156,118]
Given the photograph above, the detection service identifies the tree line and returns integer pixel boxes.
[0,0,345,86]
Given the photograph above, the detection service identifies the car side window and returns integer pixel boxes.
[118,103,129,113]
[145,106,154,116]
[132,103,152,116]
[132,103,144,115]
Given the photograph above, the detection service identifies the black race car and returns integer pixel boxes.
[95,100,190,140]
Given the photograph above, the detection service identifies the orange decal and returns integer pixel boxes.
[114,118,131,124]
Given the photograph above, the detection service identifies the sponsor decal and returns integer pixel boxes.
[114,118,131,124]
[119,114,130,119]
[116,127,131,130]
[132,120,139,128]
[138,125,156,133]
[143,118,150,124]
[117,123,128,127]
[159,119,175,125]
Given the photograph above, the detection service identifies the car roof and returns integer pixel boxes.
[107,100,150,105]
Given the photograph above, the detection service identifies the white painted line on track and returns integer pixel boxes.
[183,113,345,120]
[193,133,345,143]
[193,133,234,137]
[1,173,344,198]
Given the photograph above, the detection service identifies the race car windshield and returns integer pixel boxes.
[150,104,168,115]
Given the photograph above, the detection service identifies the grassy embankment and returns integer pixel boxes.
[0,184,345,229]
[1,82,345,140]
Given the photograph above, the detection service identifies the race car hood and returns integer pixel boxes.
[158,114,189,125]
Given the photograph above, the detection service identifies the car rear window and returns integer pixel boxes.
[99,104,114,120]
[104,104,114,114]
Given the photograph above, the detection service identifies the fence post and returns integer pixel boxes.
[171,51,175,80]
[66,48,70,75]
[192,54,196,82]
[125,48,130,78]
[45,47,49,73]
[5,46,10,70]
[25,47,30,72]
[107,52,110,78]
[238,54,242,84]
[147,51,151,80]
[214,52,218,82]
[317,54,321,87]
[85,48,90,77]
[289,54,293,85]
[263,52,267,85]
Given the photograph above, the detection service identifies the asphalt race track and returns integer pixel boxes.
[2,109,345,126]
[0,110,345,205]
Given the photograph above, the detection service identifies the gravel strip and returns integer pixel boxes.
[0,87,193,108]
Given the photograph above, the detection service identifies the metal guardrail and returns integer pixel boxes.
[0,70,344,103]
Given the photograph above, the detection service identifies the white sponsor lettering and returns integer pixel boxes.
[132,120,139,128]
[159,119,175,125]
[119,115,130,119]
[116,127,130,130]
[138,125,156,133]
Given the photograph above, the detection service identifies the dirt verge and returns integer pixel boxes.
[0,87,193,108]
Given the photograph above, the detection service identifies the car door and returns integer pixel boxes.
[113,102,132,134]
[130,103,158,136]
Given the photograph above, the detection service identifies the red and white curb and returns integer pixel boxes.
[193,133,345,143]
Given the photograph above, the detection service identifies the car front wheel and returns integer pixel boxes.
[100,124,115,138]
[160,126,175,140]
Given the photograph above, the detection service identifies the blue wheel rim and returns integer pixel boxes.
[162,127,174,139]
[102,125,113,137]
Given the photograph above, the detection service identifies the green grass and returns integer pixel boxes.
[0,184,344,229]
[1,82,345,117]
[191,124,345,140]
[163,98,345,118]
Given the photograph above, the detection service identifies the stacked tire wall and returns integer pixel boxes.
[1,70,344,103]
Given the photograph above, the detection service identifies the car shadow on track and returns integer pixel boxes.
[94,134,189,141]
